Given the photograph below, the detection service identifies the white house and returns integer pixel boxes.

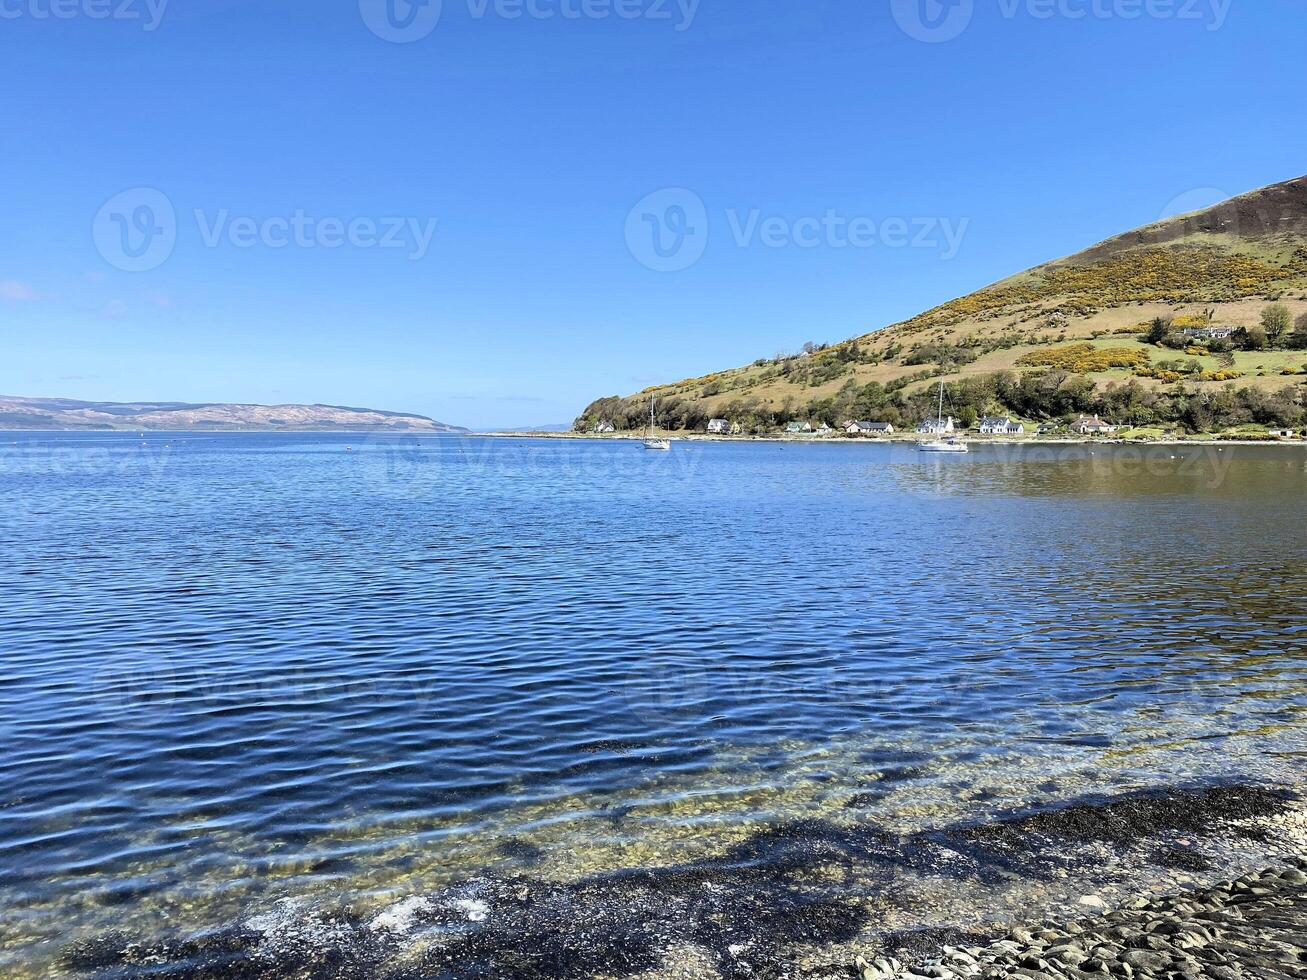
[845,421,893,436]
[707,418,732,435]
[1069,414,1117,435]
[784,421,814,434]
[814,424,832,435]
[917,416,955,435]
[980,417,1026,435]
[593,420,615,434]
[1267,428,1296,438]
[1182,326,1236,340]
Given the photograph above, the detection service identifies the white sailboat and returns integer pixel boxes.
[643,394,671,451]
[918,380,969,454]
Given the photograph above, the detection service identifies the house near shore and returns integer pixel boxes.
[1069,414,1118,435]
[707,418,732,435]
[917,416,954,435]
[1036,423,1061,435]
[593,420,615,434]
[1182,326,1236,340]
[784,421,813,434]
[843,421,893,436]
[814,423,832,436]
[980,416,1024,435]
[1267,428,1296,438]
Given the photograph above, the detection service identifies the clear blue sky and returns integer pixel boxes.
[1,0,1303,429]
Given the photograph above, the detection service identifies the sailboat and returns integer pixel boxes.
[917,380,969,454]
[643,394,671,451]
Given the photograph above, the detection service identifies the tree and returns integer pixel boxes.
[957,405,979,429]
[1289,312,1307,351]
[1147,316,1173,345]
[1236,326,1267,351]
[1261,303,1292,345]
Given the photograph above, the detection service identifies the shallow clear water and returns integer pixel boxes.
[1,432,1304,971]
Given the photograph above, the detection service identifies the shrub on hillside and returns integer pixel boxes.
[1017,343,1151,372]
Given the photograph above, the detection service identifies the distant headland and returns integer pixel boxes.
[0,395,467,433]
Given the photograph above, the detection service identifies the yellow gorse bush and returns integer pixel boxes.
[1017,344,1152,372]
[899,244,1307,332]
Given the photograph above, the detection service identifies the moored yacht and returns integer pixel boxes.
[918,381,969,454]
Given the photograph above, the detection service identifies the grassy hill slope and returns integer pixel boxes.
[578,176,1307,435]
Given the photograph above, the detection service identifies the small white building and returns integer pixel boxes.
[1267,428,1296,438]
[1182,326,1236,340]
[917,416,955,435]
[844,421,894,436]
[707,418,732,435]
[1069,414,1118,435]
[980,417,1025,435]
[593,420,615,434]
[784,421,813,434]
[814,424,832,436]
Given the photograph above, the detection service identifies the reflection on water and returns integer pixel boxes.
[0,434,1303,972]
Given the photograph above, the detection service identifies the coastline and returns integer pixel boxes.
[1,428,1302,448]
[48,782,1307,980]
[473,430,1306,448]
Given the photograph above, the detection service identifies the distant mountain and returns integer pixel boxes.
[0,395,468,432]
[577,175,1307,430]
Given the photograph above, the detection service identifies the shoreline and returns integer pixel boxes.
[856,853,1307,980]
[474,430,1306,448]
[1,428,1303,448]
[1,426,1303,447]
[47,782,1307,980]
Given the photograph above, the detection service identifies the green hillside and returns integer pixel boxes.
[577,176,1307,436]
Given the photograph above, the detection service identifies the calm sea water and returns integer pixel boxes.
[1,432,1304,973]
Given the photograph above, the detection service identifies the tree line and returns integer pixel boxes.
[576,371,1304,434]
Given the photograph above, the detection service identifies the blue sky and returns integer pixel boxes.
[1,0,1303,429]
